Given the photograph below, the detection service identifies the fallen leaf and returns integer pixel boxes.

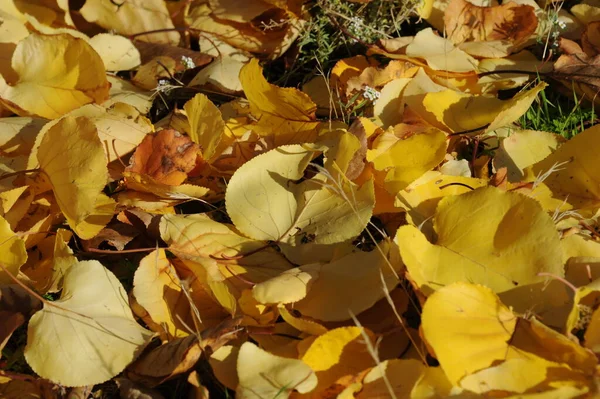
[226,144,374,245]
[239,58,320,146]
[405,28,478,72]
[80,0,179,44]
[531,124,600,212]
[421,282,517,385]
[37,116,110,238]
[236,342,317,398]
[125,129,199,186]
[444,0,537,47]
[300,327,375,394]
[553,42,600,106]
[25,260,154,386]
[183,93,228,161]
[0,33,110,119]
[493,129,563,182]
[396,186,564,295]
[89,33,141,72]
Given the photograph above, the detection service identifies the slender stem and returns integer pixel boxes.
[470,135,480,175]
[0,168,40,182]
[82,247,161,254]
[448,125,489,136]
[439,182,475,190]
[537,272,578,294]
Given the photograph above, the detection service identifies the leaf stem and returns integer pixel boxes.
[0,168,41,182]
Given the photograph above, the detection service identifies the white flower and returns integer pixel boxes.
[348,16,363,34]
[156,79,174,94]
[181,55,195,70]
[362,86,380,104]
[557,20,567,30]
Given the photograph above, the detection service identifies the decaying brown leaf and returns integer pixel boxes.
[445,0,538,47]
[125,129,200,186]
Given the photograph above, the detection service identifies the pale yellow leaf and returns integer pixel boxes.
[236,342,317,398]
[80,0,178,44]
[25,260,154,386]
[89,33,141,71]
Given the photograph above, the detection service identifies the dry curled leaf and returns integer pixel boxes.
[126,129,200,186]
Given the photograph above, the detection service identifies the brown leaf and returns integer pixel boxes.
[553,46,600,104]
[582,21,600,57]
[82,224,139,251]
[444,0,537,46]
[126,335,202,387]
[126,129,200,186]
[126,317,243,387]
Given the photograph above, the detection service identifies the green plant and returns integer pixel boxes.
[519,85,597,139]
[265,0,421,87]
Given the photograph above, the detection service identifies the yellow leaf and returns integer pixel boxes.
[396,187,564,295]
[294,241,400,321]
[368,126,447,194]
[421,282,517,385]
[236,342,317,398]
[0,33,109,119]
[485,82,547,133]
[41,102,153,163]
[241,59,316,121]
[459,358,550,394]
[70,193,116,240]
[494,130,563,182]
[405,28,478,72]
[226,145,374,245]
[373,78,412,128]
[252,267,318,305]
[80,0,179,44]
[301,326,363,371]
[37,116,109,235]
[531,124,600,212]
[188,57,246,93]
[0,214,26,284]
[19,228,75,293]
[159,213,291,293]
[571,4,600,25]
[278,306,328,335]
[300,326,374,394]
[133,249,192,339]
[25,260,154,386]
[421,82,546,133]
[240,59,320,146]
[88,33,141,71]
[396,173,487,225]
[184,93,228,161]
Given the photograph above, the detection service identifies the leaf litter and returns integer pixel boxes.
[0,0,600,398]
